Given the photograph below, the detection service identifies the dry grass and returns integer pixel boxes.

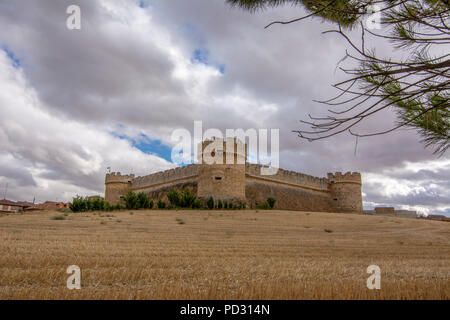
[0,209,449,299]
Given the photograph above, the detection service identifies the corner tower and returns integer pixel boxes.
[197,137,247,202]
[328,172,363,212]
[105,172,134,204]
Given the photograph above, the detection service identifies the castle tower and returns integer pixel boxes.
[197,137,247,202]
[328,172,363,212]
[105,172,134,204]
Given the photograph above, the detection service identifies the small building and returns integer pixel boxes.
[428,215,447,221]
[26,201,70,211]
[0,200,29,213]
[375,207,395,214]
[364,207,417,218]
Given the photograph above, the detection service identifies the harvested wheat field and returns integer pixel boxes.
[0,209,448,299]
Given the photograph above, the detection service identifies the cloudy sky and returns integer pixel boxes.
[0,0,448,215]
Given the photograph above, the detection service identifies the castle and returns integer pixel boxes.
[105,138,363,212]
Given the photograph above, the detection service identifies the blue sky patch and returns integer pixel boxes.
[112,131,172,163]
[133,136,172,162]
[138,0,150,8]
[2,46,20,68]
[192,49,209,65]
[191,48,226,74]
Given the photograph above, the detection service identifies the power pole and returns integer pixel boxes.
[3,183,7,200]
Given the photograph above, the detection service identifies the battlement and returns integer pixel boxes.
[132,164,199,189]
[104,140,363,213]
[105,172,135,184]
[246,163,329,191]
[327,172,362,184]
[198,137,247,164]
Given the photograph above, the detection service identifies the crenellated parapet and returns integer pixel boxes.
[246,163,330,191]
[105,172,135,184]
[104,172,134,204]
[328,171,363,212]
[104,140,364,213]
[198,138,246,201]
[327,172,362,185]
[132,164,199,190]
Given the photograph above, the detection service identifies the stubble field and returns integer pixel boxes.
[0,209,448,299]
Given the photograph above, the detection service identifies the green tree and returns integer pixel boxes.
[227,0,450,154]
[207,197,215,210]
[70,196,86,212]
[181,188,196,208]
[192,198,202,209]
[157,199,166,209]
[123,191,139,210]
[167,188,181,207]
[266,197,276,209]
[137,192,152,209]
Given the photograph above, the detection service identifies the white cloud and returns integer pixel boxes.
[0,51,174,202]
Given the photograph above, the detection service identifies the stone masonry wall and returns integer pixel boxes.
[246,182,334,212]
[131,164,199,191]
[106,160,362,212]
[143,181,197,204]
[245,163,329,192]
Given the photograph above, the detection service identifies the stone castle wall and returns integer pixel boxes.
[144,181,198,204]
[105,161,362,213]
[104,172,134,204]
[131,164,199,192]
[246,182,334,212]
[328,172,363,212]
[126,163,331,197]
[245,163,330,193]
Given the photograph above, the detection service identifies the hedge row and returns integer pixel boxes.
[70,192,276,212]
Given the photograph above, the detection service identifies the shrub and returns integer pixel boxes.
[217,199,223,209]
[207,197,214,210]
[70,196,108,212]
[70,196,86,212]
[266,197,276,209]
[157,199,166,209]
[192,198,202,209]
[51,215,65,220]
[167,188,181,207]
[86,198,93,211]
[92,198,100,211]
[181,188,196,208]
[123,191,139,210]
[255,202,269,210]
[137,192,152,209]
[223,201,228,209]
